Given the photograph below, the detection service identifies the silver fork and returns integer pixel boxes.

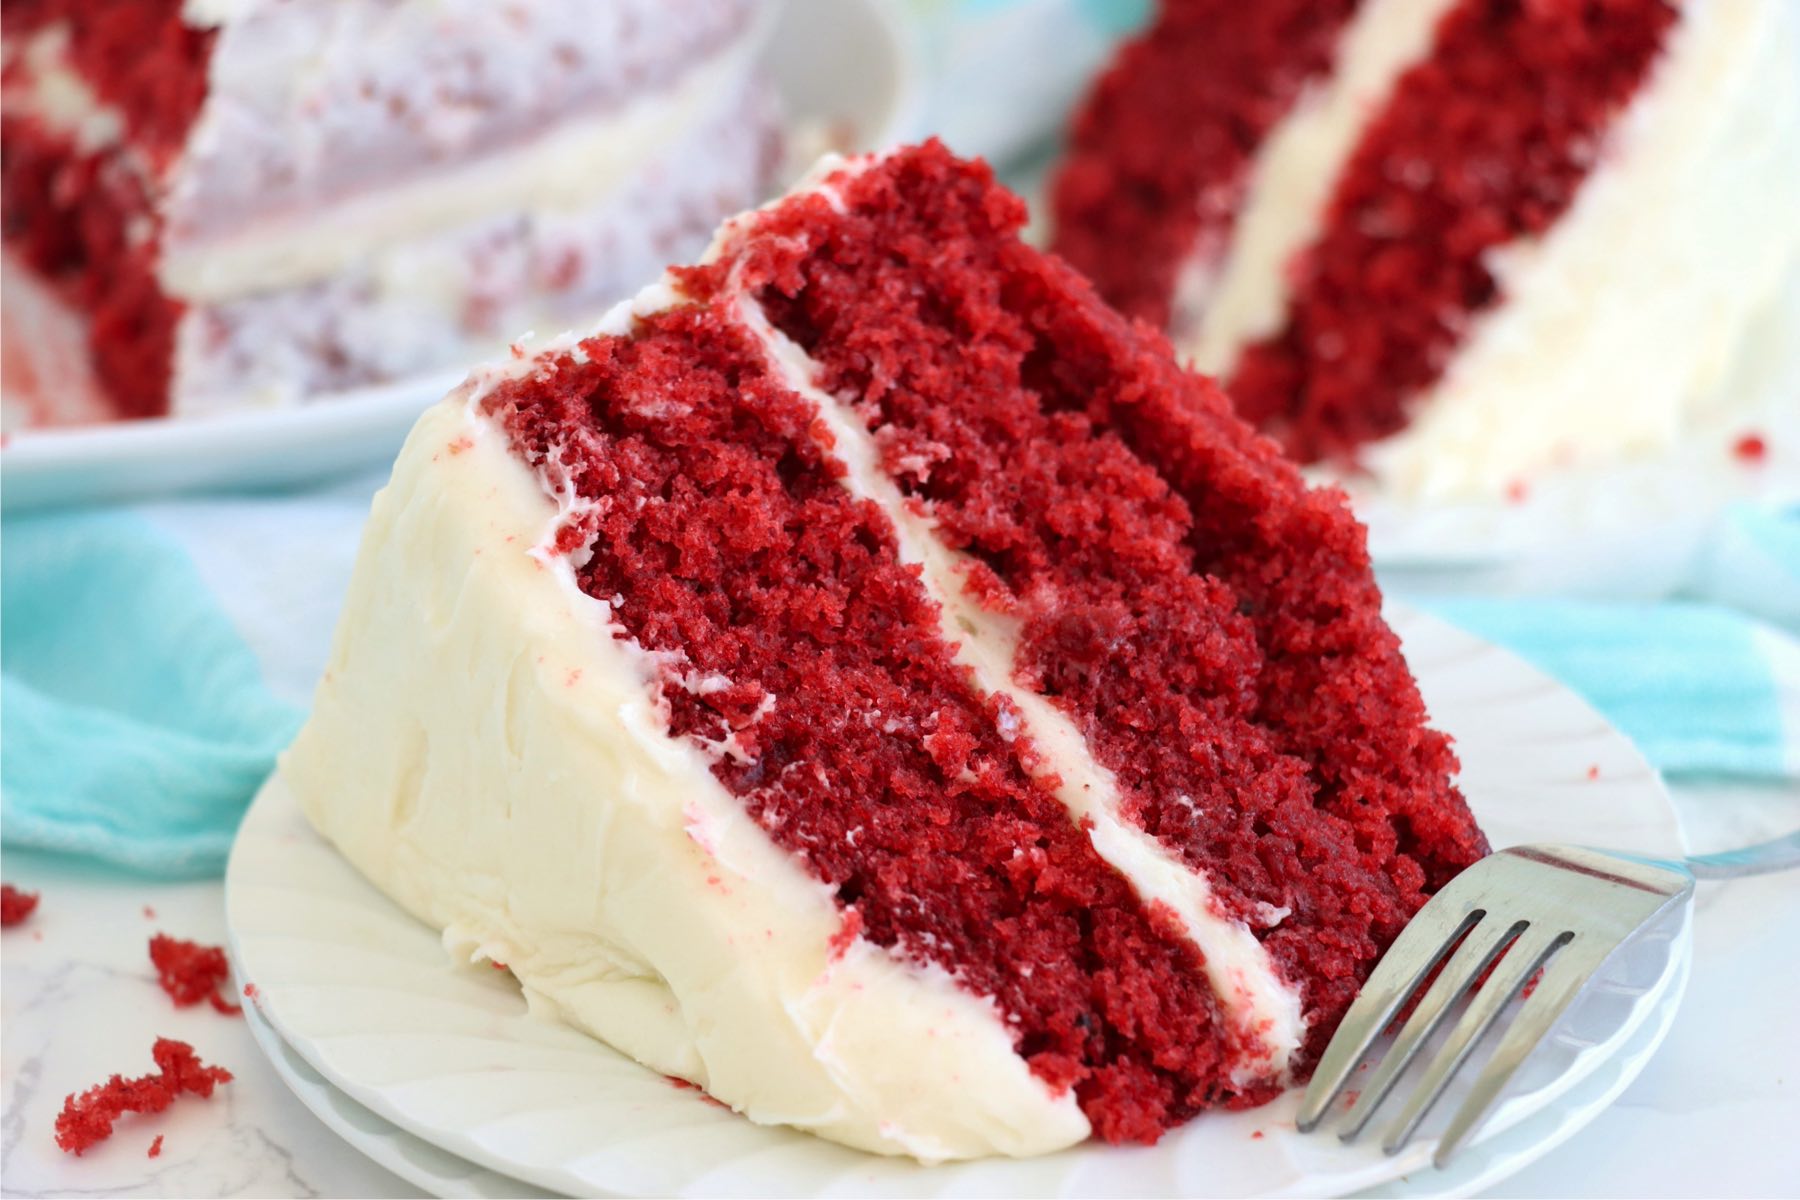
[1298,832,1800,1168]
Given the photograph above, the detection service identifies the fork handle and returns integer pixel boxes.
[1679,831,1800,881]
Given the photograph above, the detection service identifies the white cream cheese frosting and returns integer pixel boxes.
[158,26,767,303]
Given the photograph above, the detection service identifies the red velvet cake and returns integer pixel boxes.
[0,0,780,427]
[285,142,1486,1160]
[1052,0,1800,499]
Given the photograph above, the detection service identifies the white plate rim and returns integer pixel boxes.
[238,926,1691,1200]
[239,995,560,1200]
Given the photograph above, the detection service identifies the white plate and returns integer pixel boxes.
[240,998,561,1200]
[0,0,919,514]
[224,607,1691,1198]
[238,918,1689,1200]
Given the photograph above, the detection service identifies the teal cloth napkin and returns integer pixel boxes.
[2,484,370,878]
[3,482,1795,878]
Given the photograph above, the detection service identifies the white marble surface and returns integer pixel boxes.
[3,778,1796,1199]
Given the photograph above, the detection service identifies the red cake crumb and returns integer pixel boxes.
[1586,764,1601,780]
[1521,969,1544,1000]
[1251,1129,1265,1140]
[1505,480,1530,504]
[54,1038,232,1155]
[148,934,236,1014]
[1733,433,1767,464]
[1052,0,1359,330]
[142,906,157,920]
[667,1077,731,1110]
[147,1135,163,1158]
[827,908,863,961]
[1229,0,1677,462]
[1,883,40,927]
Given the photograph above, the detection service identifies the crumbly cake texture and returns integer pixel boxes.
[0,0,776,424]
[1,883,41,926]
[148,933,241,1014]
[457,142,1485,1145]
[53,1038,232,1156]
[1050,0,1764,483]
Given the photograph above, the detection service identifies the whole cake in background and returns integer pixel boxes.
[1052,0,1800,500]
[0,0,781,427]
[285,142,1488,1160]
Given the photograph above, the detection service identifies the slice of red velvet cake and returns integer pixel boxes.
[285,142,1486,1160]
[0,0,780,427]
[1052,0,1800,499]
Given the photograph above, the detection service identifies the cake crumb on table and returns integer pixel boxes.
[1,884,40,927]
[55,1039,232,1156]
[148,934,239,1014]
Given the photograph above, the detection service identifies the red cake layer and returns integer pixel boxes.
[732,144,1486,1062]
[1,0,213,420]
[1050,0,1359,330]
[1228,0,1677,462]
[480,296,1245,1143]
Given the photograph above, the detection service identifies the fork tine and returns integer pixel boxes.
[1296,899,1485,1133]
[1379,926,1573,1155]
[1431,934,1605,1167]
[1337,915,1526,1140]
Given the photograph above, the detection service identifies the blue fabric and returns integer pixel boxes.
[2,510,303,877]
[1424,599,1788,780]
[4,498,1791,881]
[1422,505,1800,782]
